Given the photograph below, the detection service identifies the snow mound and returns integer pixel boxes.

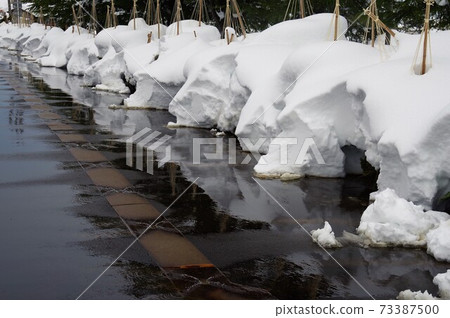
[85,49,130,94]
[94,26,129,57]
[170,14,342,130]
[38,26,90,68]
[66,37,99,75]
[357,189,449,247]
[166,20,220,41]
[125,31,218,108]
[168,44,245,128]
[246,28,450,208]
[433,270,450,299]
[427,220,450,262]
[397,290,437,300]
[310,221,342,248]
[250,13,347,46]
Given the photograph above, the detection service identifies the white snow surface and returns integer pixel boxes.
[433,270,450,299]
[245,28,450,209]
[426,220,450,262]
[397,290,437,300]
[357,189,449,249]
[398,270,450,300]
[310,221,342,248]
[38,26,91,68]
[124,24,220,108]
[169,14,344,130]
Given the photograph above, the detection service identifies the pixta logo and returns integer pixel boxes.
[126,128,326,175]
[126,128,172,175]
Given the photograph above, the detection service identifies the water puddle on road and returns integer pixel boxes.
[1,49,448,300]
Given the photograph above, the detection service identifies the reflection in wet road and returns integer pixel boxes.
[0,49,447,300]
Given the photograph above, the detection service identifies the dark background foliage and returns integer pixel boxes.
[18,0,450,41]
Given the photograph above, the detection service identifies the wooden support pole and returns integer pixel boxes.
[421,0,434,75]
[370,0,376,47]
[231,0,246,38]
[133,0,137,30]
[39,7,44,25]
[225,0,231,29]
[111,0,117,28]
[146,0,153,25]
[72,5,81,35]
[90,0,97,35]
[199,0,203,26]
[364,9,395,38]
[148,31,153,43]
[176,0,181,35]
[105,5,111,28]
[334,0,340,41]
[300,0,305,19]
[77,3,83,27]
[156,0,161,38]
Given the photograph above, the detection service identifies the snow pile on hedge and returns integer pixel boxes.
[310,221,342,248]
[168,13,346,129]
[244,28,450,209]
[357,189,449,251]
[124,20,220,108]
[38,27,92,68]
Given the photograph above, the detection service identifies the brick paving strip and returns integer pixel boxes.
[3,74,273,299]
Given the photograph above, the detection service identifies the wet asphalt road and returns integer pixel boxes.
[0,50,448,300]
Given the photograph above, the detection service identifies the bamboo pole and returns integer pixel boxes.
[133,0,137,30]
[72,5,81,35]
[90,0,97,35]
[176,0,181,36]
[364,9,395,38]
[421,0,434,75]
[105,5,111,28]
[77,3,83,27]
[300,0,305,19]
[156,0,161,38]
[39,7,44,25]
[146,0,153,25]
[231,0,246,38]
[225,0,231,29]
[370,0,376,47]
[333,0,340,41]
[111,0,117,28]
[199,0,203,26]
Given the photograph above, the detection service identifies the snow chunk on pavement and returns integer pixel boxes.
[427,220,450,262]
[397,290,437,300]
[433,270,450,299]
[311,221,342,248]
[357,189,449,247]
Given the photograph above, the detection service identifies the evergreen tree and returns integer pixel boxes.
[24,0,450,41]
